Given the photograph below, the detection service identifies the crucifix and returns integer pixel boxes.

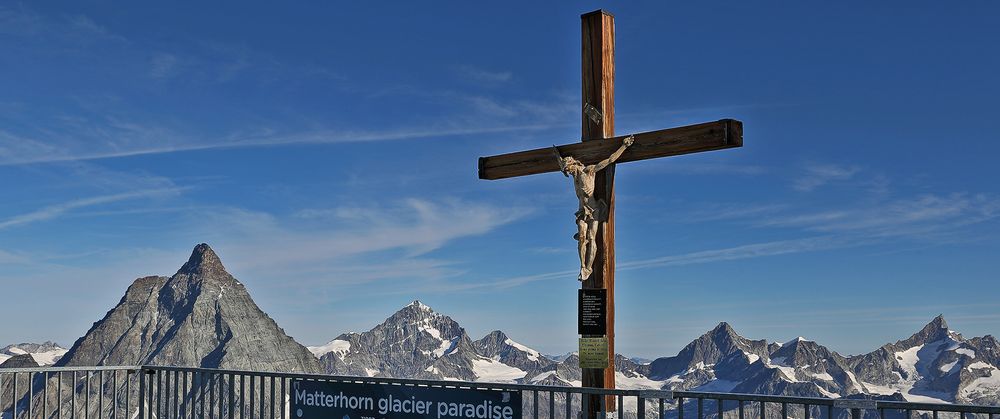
[477,9,743,417]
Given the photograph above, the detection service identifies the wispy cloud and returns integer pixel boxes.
[631,162,769,178]
[0,7,124,44]
[682,203,788,223]
[457,65,513,83]
[617,236,850,271]
[526,247,570,255]
[794,163,861,191]
[447,236,850,291]
[0,120,569,166]
[196,198,533,282]
[149,52,179,79]
[0,188,183,231]
[0,249,29,264]
[756,193,1000,237]
[454,190,1000,292]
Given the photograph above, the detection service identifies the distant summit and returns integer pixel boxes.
[0,341,66,366]
[57,244,321,373]
[309,301,545,383]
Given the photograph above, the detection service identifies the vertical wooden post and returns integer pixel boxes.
[581,9,615,417]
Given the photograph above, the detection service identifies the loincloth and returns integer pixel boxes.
[575,200,608,222]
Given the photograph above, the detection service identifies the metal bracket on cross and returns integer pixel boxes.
[584,103,603,124]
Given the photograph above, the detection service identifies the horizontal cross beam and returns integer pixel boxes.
[478,119,743,180]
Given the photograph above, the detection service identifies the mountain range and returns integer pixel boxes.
[2,243,997,408]
[309,302,1000,406]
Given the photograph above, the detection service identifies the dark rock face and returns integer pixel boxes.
[642,322,770,382]
[314,302,584,384]
[56,244,322,373]
[314,301,474,380]
[0,354,39,368]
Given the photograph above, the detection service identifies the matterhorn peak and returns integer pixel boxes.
[177,243,227,276]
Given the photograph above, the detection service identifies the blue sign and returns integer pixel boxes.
[291,380,521,419]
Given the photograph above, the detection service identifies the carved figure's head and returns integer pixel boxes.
[561,156,584,176]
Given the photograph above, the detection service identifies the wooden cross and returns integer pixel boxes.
[477,10,743,416]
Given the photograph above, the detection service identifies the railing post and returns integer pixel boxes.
[550,391,556,419]
[113,370,119,419]
[43,371,49,419]
[638,396,645,419]
[138,369,146,419]
[28,372,34,419]
[58,371,64,419]
[566,391,572,419]
[534,390,540,419]
[100,370,105,419]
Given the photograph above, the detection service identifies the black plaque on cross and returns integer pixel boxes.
[578,289,607,335]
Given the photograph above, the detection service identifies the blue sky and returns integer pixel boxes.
[1,2,999,358]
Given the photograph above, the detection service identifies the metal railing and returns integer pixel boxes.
[0,366,140,419]
[2,366,998,419]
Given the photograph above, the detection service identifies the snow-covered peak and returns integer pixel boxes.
[408,300,433,311]
[0,342,68,366]
[504,337,541,361]
[308,339,351,358]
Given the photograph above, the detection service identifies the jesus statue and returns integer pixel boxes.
[554,135,634,281]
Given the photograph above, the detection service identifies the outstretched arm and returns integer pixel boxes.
[594,136,634,171]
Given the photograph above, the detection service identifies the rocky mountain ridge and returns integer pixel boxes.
[311,305,1000,406]
[55,243,321,373]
